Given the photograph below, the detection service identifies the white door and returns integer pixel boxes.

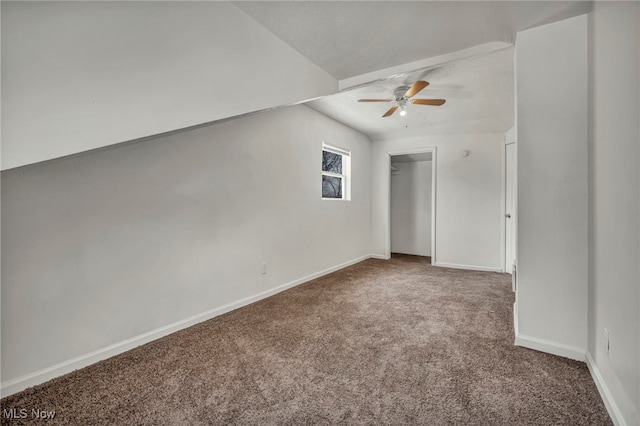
[505,142,516,273]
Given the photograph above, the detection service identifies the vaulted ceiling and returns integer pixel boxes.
[234,1,591,139]
[234,1,591,80]
[307,46,515,139]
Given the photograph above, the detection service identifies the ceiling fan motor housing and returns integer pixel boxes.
[394,86,411,100]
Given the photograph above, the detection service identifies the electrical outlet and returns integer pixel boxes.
[604,328,610,355]
[261,263,267,275]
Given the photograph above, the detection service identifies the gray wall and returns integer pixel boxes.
[587,2,639,423]
[371,134,503,271]
[515,14,588,357]
[1,104,371,387]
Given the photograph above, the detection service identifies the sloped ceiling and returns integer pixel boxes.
[306,46,515,139]
[234,1,590,140]
[233,1,591,81]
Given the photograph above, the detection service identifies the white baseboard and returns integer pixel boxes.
[513,302,519,336]
[585,352,626,426]
[370,254,389,260]
[433,261,502,273]
[514,333,585,361]
[1,254,371,398]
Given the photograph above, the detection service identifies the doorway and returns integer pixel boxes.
[387,148,436,263]
[504,130,516,275]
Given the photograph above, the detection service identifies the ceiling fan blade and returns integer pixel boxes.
[358,99,393,102]
[382,105,398,117]
[404,80,430,98]
[412,99,446,106]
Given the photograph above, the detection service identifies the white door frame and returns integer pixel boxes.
[500,138,507,273]
[502,127,517,274]
[385,147,437,262]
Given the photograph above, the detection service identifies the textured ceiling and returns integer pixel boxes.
[233,1,589,140]
[306,47,515,139]
[233,1,591,81]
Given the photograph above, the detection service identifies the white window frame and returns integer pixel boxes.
[322,142,351,201]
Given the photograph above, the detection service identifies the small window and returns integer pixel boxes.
[322,143,350,200]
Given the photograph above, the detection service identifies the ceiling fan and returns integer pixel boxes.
[358,80,446,118]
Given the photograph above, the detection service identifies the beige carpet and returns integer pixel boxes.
[1,254,611,425]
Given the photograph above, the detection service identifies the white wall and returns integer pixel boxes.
[0,1,337,170]
[372,134,503,271]
[390,160,432,256]
[0,104,371,394]
[515,14,588,360]
[587,2,639,424]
